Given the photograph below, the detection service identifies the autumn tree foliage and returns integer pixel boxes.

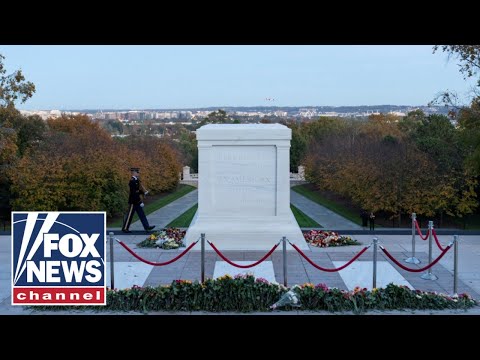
[119,135,182,193]
[433,45,480,83]
[300,113,477,222]
[9,115,181,217]
[432,45,480,177]
[0,54,37,221]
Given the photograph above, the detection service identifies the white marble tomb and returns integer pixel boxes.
[184,124,309,250]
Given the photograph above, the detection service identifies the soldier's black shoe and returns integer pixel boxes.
[146,226,155,231]
[122,229,131,233]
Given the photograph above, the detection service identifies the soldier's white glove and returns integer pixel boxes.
[140,202,145,208]
[144,191,149,196]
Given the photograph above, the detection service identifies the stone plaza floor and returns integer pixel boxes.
[2,190,479,314]
[1,233,479,315]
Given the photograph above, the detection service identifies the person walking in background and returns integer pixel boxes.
[360,210,369,228]
[122,167,155,233]
[369,212,375,231]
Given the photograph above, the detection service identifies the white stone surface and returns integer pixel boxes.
[184,124,308,250]
[195,123,292,140]
[333,261,414,291]
[105,262,152,289]
[182,166,191,180]
[213,261,277,283]
[213,145,276,216]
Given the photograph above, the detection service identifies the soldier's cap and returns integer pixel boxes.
[130,167,140,172]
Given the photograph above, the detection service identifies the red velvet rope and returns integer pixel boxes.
[431,228,446,251]
[208,241,279,268]
[414,220,429,240]
[381,244,452,272]
[117,240,197,266]
[290,242,369,272]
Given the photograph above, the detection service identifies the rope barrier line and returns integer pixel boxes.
[116,239,198,266]
[207,240,279,268]
[414,220,429,240]
[380,243,452,272]
[289,241,370,272]
[431,228,446,251]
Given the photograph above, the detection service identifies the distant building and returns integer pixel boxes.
[319,112,338,117]
[50,110,61,118]
[388,111,406,116]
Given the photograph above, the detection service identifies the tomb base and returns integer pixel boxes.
[184,211,309,250]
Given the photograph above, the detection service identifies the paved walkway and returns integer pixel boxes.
[290,191,362,229]
[130,190,198,230]
[129,189,361,232]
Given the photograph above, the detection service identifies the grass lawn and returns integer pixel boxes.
[459,214,480,230]
[290,204,321,228]
[167,204,198,228]
[292,184,363,226]
[108,184,196,228]
[164,203,321,228]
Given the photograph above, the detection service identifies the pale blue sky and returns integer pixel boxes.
[0,45,475,110]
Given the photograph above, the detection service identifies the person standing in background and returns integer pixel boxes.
[369,212,375,231]
[360,210,369,228]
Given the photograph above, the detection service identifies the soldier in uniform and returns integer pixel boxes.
[122,167,156,233]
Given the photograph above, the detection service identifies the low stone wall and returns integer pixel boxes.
[290,180,308,187]
[181,179,306,188]
[180,180,199,188]
[181,165,306,189]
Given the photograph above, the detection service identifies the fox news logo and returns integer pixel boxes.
[12,212,106,305]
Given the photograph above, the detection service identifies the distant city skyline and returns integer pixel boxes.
[19,105,449,122]
[0,45,476,110]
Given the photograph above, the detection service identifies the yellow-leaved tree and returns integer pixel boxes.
[10,115,181,217]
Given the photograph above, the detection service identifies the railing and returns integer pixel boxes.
[110,231,461,295]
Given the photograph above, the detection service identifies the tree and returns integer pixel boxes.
[398,112,476,223]
[0,54,35,109]
[433,46,480,176]
[303,114,477,225]
[397,110,425,135]
[288,121,307,172]
[0,53,36,222]
[433,45,480,84]
[288,117,351,173]
[10,115,182,216]
[457,97,480,175]
[10,114,46,156]
[198,109,232,126]
[176,129,198,172]
[411,114,463,173]
[103,119,124,135]
[431,46,480,110]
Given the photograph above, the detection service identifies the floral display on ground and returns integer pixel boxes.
[137,228,186,249]
[303,230,359,247]
[33,275,476,313]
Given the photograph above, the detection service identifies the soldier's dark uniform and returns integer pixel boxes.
[122,168,155,233]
